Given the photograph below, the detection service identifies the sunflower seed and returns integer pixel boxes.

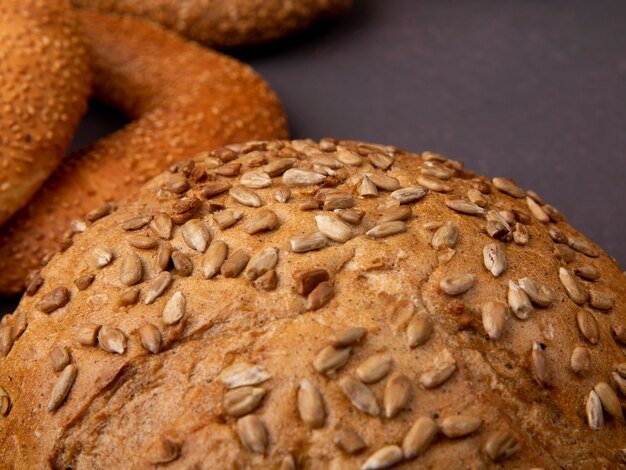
[363,174,398,193]
[254,269,278,291]
[0,387,10,416]
[589,290,614,310]
[245,247,278,281]
[331,327,367,348]
[361,445,402,470]
[524,197,548,223]
[236,415,268,454]
[554,243,576,263]
[445,199,486,215]
[165,174,190,194]
[25,271,44,296]
[403,416,438,459]
[220,363,271,389]
[216,162,241,177]
[240,171,272,189]
[0,327,12,356]
[336,427,367,454]
[339,376,379,416]
[120,252,142,286]
[507,280,533,319]
[224,386,266,417]
[170,251,192,277]
[128,234,158,250]
[271,188,290,204]
[366,221,407,238]
[218,249,249,278]
[313,155,343,169]
[431,222,459,250]
[558,267,588,305]
[357,175,379,197]
[200,181,231,199]
[297,379,326,428]
[573,265,600,281]
[314,346,351,376]
[138,323,161,354]
[568,236,599,257]
[484,431,520,462]
[440,273,475,296]
[376,207,410,225]
[150,212,173,240]
[76,324,101,346]
[421,161,454,179]
[531,342,550,386]
[180,220,210,252]
[315,215,354,243]
[91,245,114,267]
[291,231,327,253]
[50,345,71,372]
[548,225,567,243]
[37,287,70,314]
[417,175,452,192]
[594,382,623,421]
[306,281,334,310]
[356,354,393,384]
[211,210,241,230]
[282,168,326,186]
[229,186,262,207]
[420,363,456,389]
[492,177,525,198]
[612,372,626,396]
[145,272,172,304]
[407,315,433,348]
[324,193,355,211]
[518,277,554,307]
[512,223,529,245]
[440,415,482,438]
[299,198,320,211]
[617,363,626,378]
[614,326,626,346]
[576,310,599,345]
[297,269,330,295]
[336,146,363,165]
[161,291,185,325]
[481,301,508,340]
[263,158,295,177]
[47,364,78,412]
[97,326,126,354]
[244,209,280,235]
[74,274,95,291]
[586,390,603,430]
[122,215,153,231]
[467,188,487,207]
[570,346,591,375]
[486,220,510,240]
[86,202,116,222]
[483,243,506,277]
[384,373,411,418]
[368,153,394,171]
[390,186,429,204]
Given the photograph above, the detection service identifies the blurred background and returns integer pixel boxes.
[1,0,625,314]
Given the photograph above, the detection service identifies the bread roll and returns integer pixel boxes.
[0,139,624,469]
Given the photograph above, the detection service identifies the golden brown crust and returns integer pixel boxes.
[72,0,353,48]
[1,139,625,469]
[0,0,91,227]
[0,11,288,295]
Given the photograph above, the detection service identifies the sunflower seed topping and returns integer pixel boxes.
[586,390,603,430]
[291,231,327,253]
[315,215,354,243]
[484,431,520,462]
[127,234,158,250]
[224,387,266,417]
[594,382,623,421]
[518,277,554,307]
[366,221,407,238]
[324,192,355,211]
[156,242,172,272]
[50,346,71,372]
[467,188,487,207]
[439,273,476,296]
[0,387,10,417]
[221,249,250,278]
[339,376,379,416]
[74,274,95,291]
[384,373,411,418]
[123,215,153,231]
[150,212,173,239]
[525,196,549,223]
[403,416,438,459]
[298,379,326,428]
[512,223,529,245]
[297,269,330,295]
[417,175,452,192]
[0,327,11,356]
[531,342,550,386]
[181,219,211,252]
[612,372,626,396]
[330,327,367,348]
[483,243,506,277]
[47,364,77,412]
[144,272,172,304]
[98,326,126,354]
[162,291,186,325]
[407,314,433,348]
[244,209,280,235]
[76,324,101,346]
[37,287,70,314]
[559,267,588,305]
[361,445,403,470]
[492,177,525,198]
[431,222,459,250]
[86,202,116,222]
[419,363,456,389]
[138,323,161,354]
[92,245,114,267]
[570,346,591,375]
[568,236,599,257]
[229,186,262,208]
[390,186,428,204]
[445,199,486,215]
[421,161,454,179]
[282,168,326,186]
[236,415,268,454]
[576,310,599,344]
[573,265,600,281]
[336,427,367,454]
[589,290,614,310]
[378,206,411,225]
[200,180,231,199]
[240,171,272,189]
[220,363,271,389]
[314,346,351,376]
[171,251,193,277]
[263,158,295,177]
[356,354,393,384]
[120,252,142,286]
[335,146,363,165]
[358,175,379,197]
[507,280,533,319]
[368,152,394,170]
[306,281,334,310]
[481,301,508,340]
[440,415,482,438]
[368,173,400,191]
[245,247,278,281]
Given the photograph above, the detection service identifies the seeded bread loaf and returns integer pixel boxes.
[0,139,625,469]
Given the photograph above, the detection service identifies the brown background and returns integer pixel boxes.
[1,0,625,314]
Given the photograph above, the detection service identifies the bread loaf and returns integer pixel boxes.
[0,139,624,469]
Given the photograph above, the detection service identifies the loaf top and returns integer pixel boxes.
[1,139,624,469]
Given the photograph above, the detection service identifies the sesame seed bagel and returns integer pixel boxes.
[1,139,625,469]
[71,0,353,49]
[0,11,288,296]
[0,0,91,227]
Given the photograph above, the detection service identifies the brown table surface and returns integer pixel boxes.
[2,0,625,315]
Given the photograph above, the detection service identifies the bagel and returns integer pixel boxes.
[0,0,91,227]
[0,139,624,468]
[71,0,353,48]
[0,11,288,295]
